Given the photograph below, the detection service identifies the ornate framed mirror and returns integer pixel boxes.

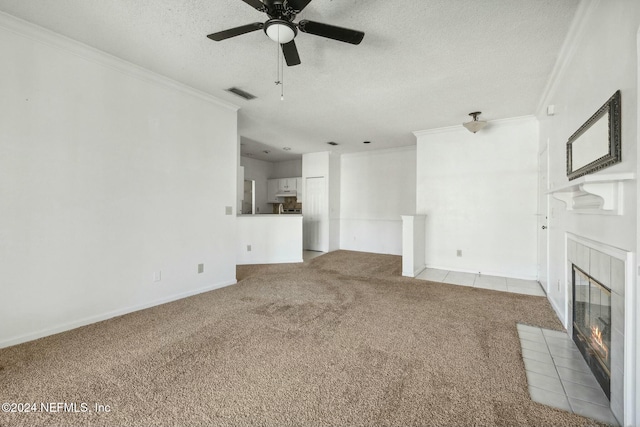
[567,90,621,180]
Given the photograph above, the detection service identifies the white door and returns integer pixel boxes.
[304,177,327,251]
[537,143,549,293]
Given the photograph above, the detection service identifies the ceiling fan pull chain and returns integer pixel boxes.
[273,24,284,101]
[275,26,280,86]
[281,52,285,101]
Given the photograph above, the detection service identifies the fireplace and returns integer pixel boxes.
[571,264,611,399]
[566,234,628,423]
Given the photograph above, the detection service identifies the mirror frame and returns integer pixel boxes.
[567,90,621,180]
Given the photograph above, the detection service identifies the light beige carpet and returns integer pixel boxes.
[0,251,607,426]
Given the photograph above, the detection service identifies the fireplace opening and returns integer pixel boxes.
[572,265,611,399]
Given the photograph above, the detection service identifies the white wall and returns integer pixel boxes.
[240,156,274,214]
[402,215,426,277]
[236,215,303,264]
[0,14,239,348]
[271,158,302,179]
[539,2,639,322]
[339,147,416,255]
[536,2,640,424]
[415,117,539,279]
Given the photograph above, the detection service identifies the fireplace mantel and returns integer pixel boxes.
[548,173,635,215]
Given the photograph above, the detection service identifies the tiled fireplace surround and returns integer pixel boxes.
[566,233,630,423]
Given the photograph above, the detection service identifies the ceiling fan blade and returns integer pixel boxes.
[298,20,364,45]
[207,22,264,41]
[281,40,301,66]
[286,0,312,12]
[240,0,267,12]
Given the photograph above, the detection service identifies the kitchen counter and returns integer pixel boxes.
[236,214,303,265]
[238,214,302,217]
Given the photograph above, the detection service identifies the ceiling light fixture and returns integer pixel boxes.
[264,19,297,44]
[463,112,487,134]
[327,142,338,146]
[363,141,371,144]
[283,147,291,151]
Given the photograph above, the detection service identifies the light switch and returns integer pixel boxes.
[225,206,233,215]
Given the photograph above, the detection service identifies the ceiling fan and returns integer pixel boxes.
[207,0,365,66]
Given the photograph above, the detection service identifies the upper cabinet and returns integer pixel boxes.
[278,178,297,193]
[267,177,301,202]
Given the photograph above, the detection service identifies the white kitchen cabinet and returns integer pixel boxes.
[278,178,297,194]
[267,179,280,203]
[268,177,302,202]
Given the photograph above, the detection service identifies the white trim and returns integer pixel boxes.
[566,232,631,261]
[340,217,403,222]
[535,0,599,116]
[237,258,303,265]
[0,11,239,112]
[549,173,636,216]
[624,250,636,427]
[413,115,537,138]
[0,280,237,349]
[566,232,636,426]
[423,265,538,282]
[340,145,416,158]
[548,295,566,329]
[633,23,640,427]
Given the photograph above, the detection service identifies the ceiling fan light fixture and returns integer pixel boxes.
[264,20,297,44]
[463,111,487,134]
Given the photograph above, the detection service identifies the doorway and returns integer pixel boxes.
[243,180,255,215]
[537,142,549,293]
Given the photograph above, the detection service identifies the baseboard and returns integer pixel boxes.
[425,264,537,281]
[547,295,567,330]
[0,279,237,349]
[237,258,303,265]
[403,264,426,277]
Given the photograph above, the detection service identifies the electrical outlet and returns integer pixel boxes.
[153,271,161,282]
[456,250,462,257]
[247,245,252,252]
[198,264,204,274]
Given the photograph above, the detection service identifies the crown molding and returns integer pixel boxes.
[0,11,240,112]
[340,145,416,159]
[535,0,599,117]
[412,115,537,138]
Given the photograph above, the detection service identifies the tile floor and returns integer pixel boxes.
[517,323,619,426]
[303,250,325,262]
[414,269,617,424]
[416,268,546,296]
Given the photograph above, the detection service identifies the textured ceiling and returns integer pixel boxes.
[0,0,580,162]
